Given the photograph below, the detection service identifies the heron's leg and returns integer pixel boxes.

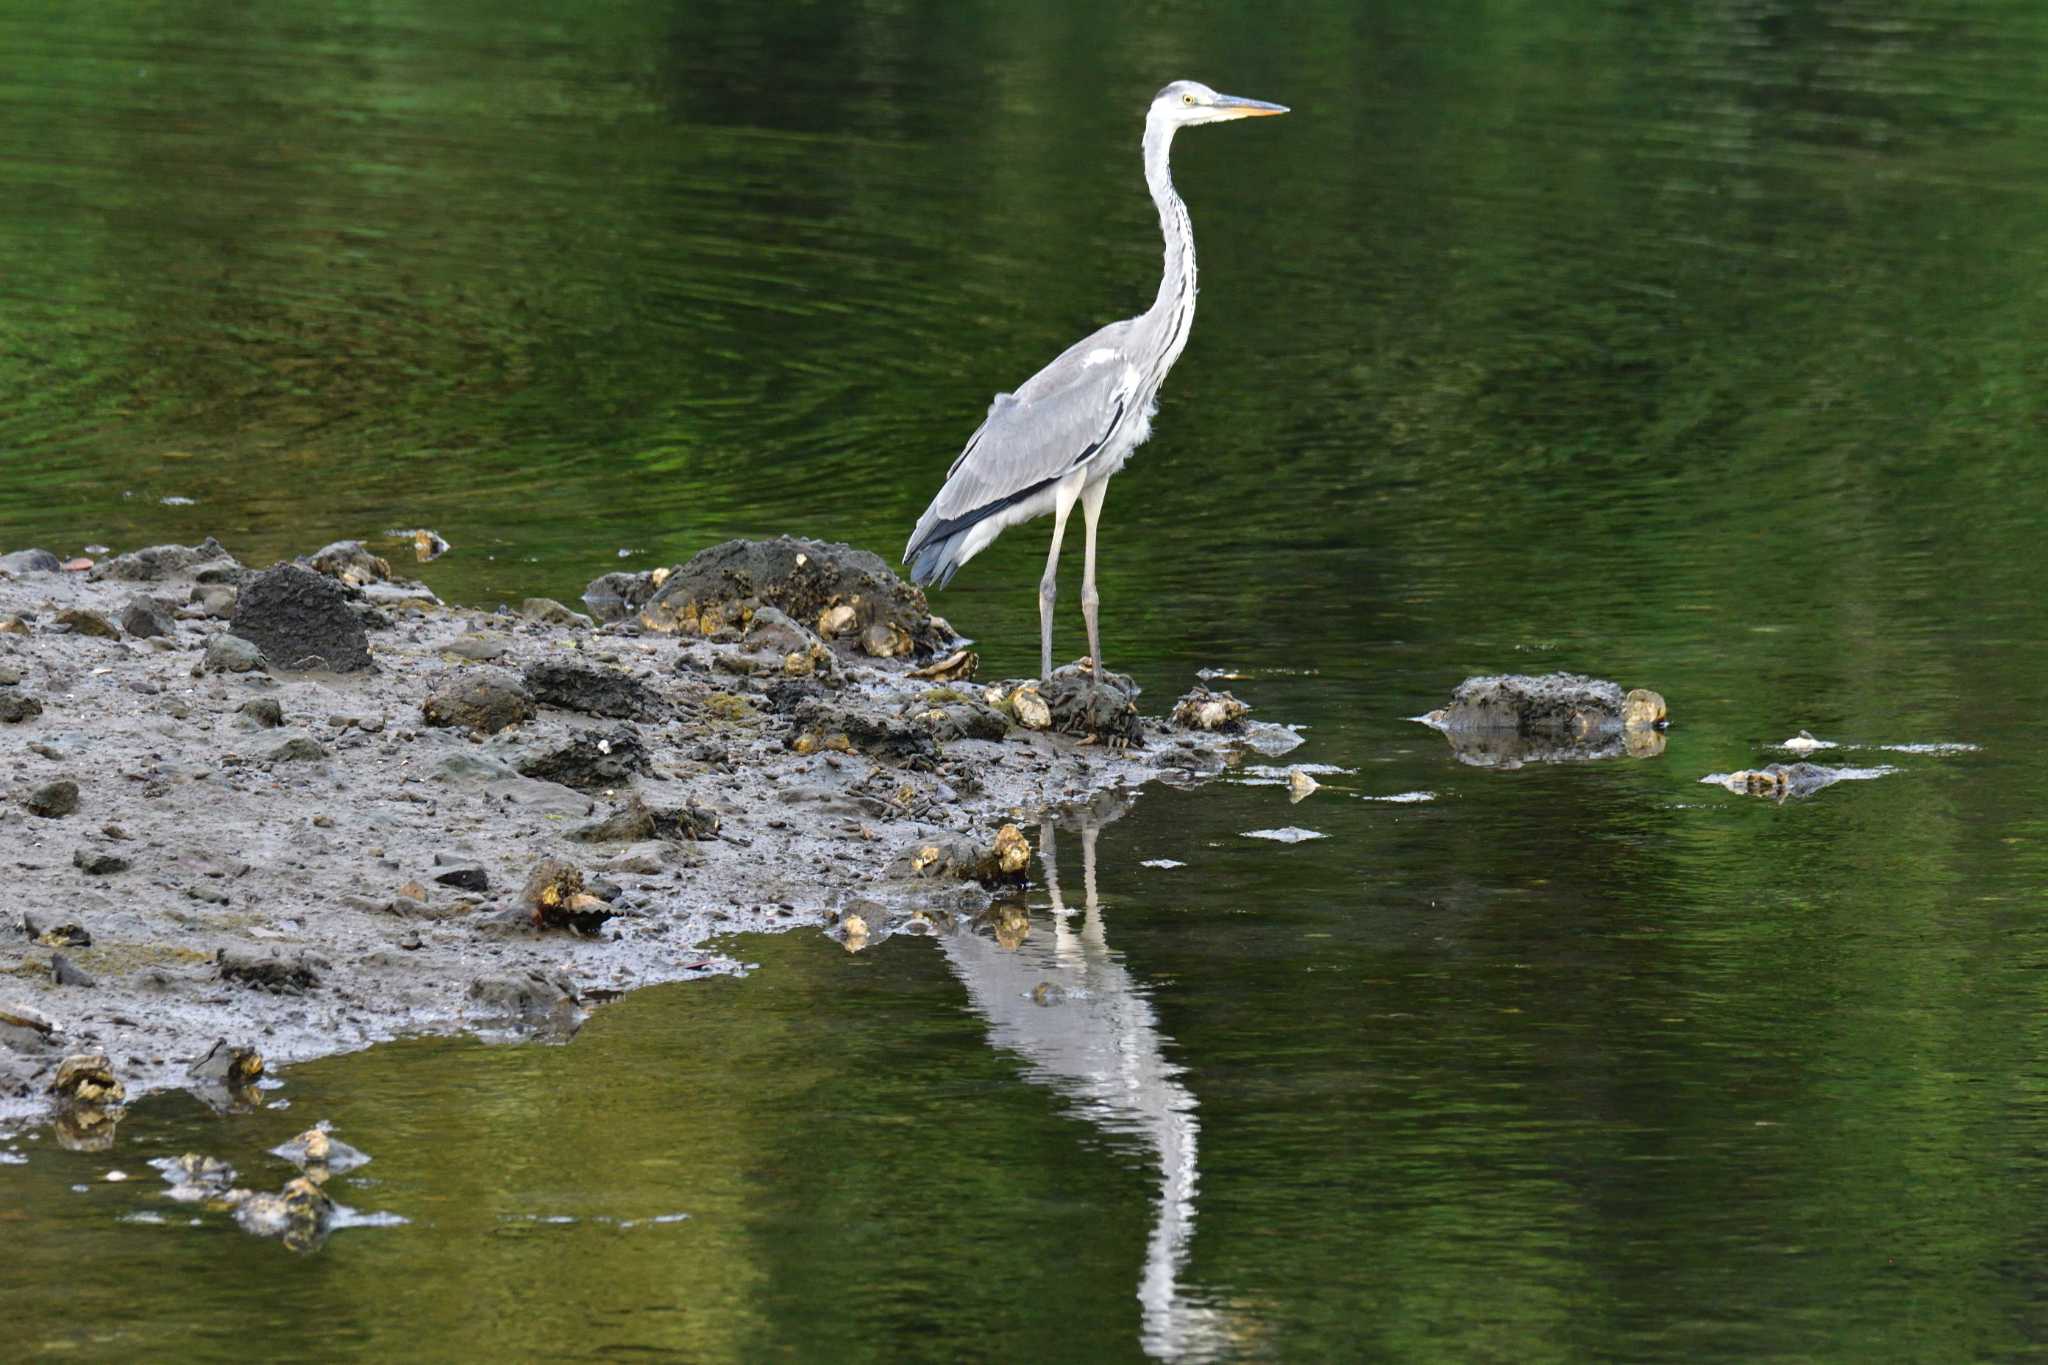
[1079,479,1109,680]
[1039,479,1082,681]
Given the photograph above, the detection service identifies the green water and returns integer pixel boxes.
[5,0,2048,1358]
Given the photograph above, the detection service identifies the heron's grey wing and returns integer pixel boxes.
[904,328,1139,580]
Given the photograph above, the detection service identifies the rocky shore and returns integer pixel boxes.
[0,534,1285,1128]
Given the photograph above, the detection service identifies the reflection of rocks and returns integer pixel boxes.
[52,1101,124,1151]
[1419,672,1668,769]
[1703,762,1893,802]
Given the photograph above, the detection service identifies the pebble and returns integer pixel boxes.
[26,780,80,818]
[0,693,43,723]
[203,634,264,674]
[53,608,119,639]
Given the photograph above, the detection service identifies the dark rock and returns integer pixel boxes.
[890,824,1033,887]
[216,949,321,995]
[421,669,535,734]
[237,698,285,728]
[516,725,650,790]
[26,779,79,818]
[51,953,95,988]
[204,633,265,673]
[1418,673,1669,769]
[0,548,62,575]
[231,562,372,672]
[91,538,239,583]
[119,594,179,639]
[0,693,42,723]
[788,698,938,767]
[901,691,1011,743]
[633,537,955,659]
[521,660,663,721]
[1043,670,1144,747]
[53,608,119,639]
[432,865,490,892]
[268,736,328,763]
[73,848,130,875]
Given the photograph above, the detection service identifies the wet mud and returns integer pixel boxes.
[0,536,1288,1123]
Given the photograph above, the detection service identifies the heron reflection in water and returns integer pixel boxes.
[937,795,1225,1359]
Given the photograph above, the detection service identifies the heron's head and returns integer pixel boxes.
[1150,80,1289,129]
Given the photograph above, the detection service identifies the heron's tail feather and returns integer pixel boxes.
[906,525,973,590]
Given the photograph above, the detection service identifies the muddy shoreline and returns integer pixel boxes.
[0,535,1288,1129]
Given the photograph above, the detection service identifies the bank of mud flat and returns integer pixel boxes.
[0,535,1290,1126]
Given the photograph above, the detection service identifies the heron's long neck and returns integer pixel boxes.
[1142,118,1196,330]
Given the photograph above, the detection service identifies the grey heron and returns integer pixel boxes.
[903,80,1287,682]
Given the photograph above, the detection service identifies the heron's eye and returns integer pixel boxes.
[1182,93,1195,106]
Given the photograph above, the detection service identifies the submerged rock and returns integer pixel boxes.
[231,563,373,673]
[270,1124,371,1175]
[1419,672,1667,769]
[1703,762,1893,801]
[627,537,954,659]
[232,1176,335,1250]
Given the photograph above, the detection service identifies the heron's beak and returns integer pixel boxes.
[1214,94,1289,119]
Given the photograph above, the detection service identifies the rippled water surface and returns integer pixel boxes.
[5,1,2048,1358]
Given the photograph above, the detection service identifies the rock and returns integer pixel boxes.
[521,857,591,929]
[516,725,650,791]
[73,847,130,875]
[446,632,509,662]
[0,663,20,685]
[231,562,373,672]
[432,866,490,892]
[51,1052,124,1105]
[270,1124,370,1174]
[788,698,938,767]
[28,917,92,947]
[53,607,119,639]
[634,537,954,659]
[0,1000,59,1049]
[26,780,80,818]
[1419,673,1668,769]
[237,697,285,728]
[1043,669,1143,746]
[51,953,95,987]
[0,692,41,722]
[216,949,321,995]
[232,1176,334,1248]
[520,660,663,721]
[303,540,391,586]
[186,1039,264,1086]
[0,548,62,575]
[1706,763,1877,800]
[581,569,666,623]
[1780,730,1836,756]
[0,614,28,635]
[469,968,582,1024]
[901,691,1011,743]
[421,669,535,734]
[268,736,328,763]
[520,597,593,628]
[203,633,265,673]
[989,683,1051,731]
[1170,685,1250,733]
[909,649,979,683]
[190,584,238,618]
[571,794,720,844]
[119,594,179,639]
[407,528,451,561]
[893,824,1032,887]
[742,605,820,657]
[89,538,239,583]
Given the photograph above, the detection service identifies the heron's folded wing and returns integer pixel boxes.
[907,346,1138,558]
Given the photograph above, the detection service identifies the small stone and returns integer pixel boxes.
[0,692,43,723]
[100,823,130,841]
[0,663,21,685]
[73,848,130,875]
[522,858,612,931]
[26,780,80,818]
[119,595,178,639]
[1286,767,1320,802]
[0,615,29,635]
[1010,685,1051,731]
[421,670,535,735]
[397,880,429,903]
[203,634,265,674]
[993,824,1031,876]
[216,949,320,994]
[520,597,594,628]
[433,866,489,892]
[190,584,238,619]
[0,548,62,575]
[32,919,92,947]
[54,608,119,639]
[237,697,284,728]
[52,954,95,988]
[187,1039,265,1085]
